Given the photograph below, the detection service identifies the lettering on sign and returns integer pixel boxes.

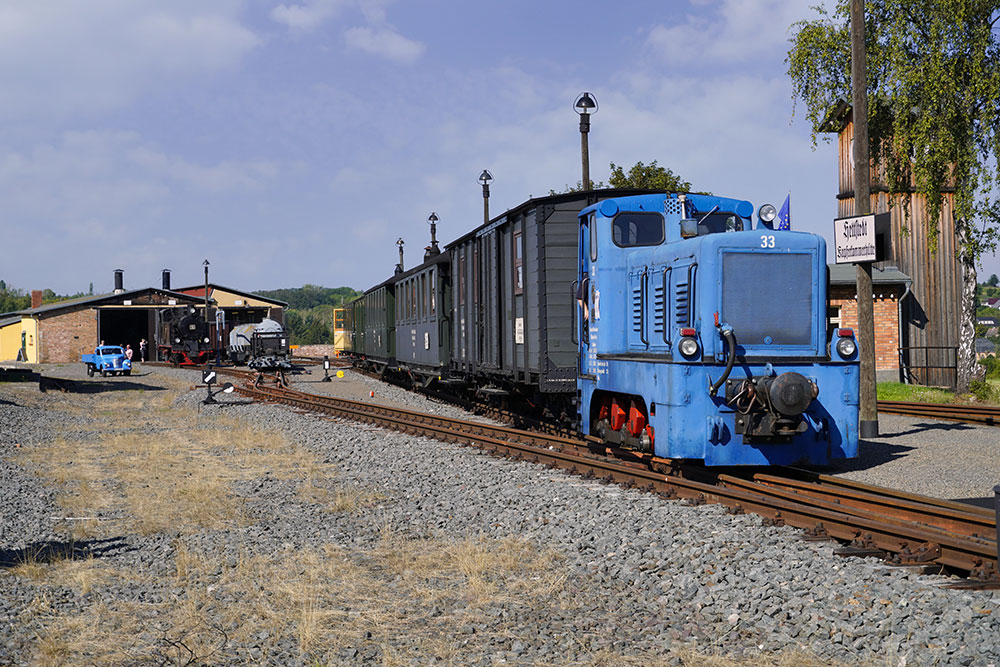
[515,317,524,344]
[834,214,876,263]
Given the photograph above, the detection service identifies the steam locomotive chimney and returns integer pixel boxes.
[161,269,171,290]
[394,238,405,275]
[113,269,124,294]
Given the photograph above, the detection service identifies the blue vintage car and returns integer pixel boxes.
[81,345,133,377]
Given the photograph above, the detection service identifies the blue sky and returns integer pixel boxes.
[4,0,997,295]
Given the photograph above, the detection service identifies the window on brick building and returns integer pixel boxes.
[827,305,842,342]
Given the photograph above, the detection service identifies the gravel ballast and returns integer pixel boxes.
[1,363,999,665]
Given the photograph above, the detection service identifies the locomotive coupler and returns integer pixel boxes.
[725,372,818,440]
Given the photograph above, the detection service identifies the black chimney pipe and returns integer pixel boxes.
[114,269,124,293]
[162,269,171,291]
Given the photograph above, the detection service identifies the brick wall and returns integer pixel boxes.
[829,285,902,371]
[39,308,98,363]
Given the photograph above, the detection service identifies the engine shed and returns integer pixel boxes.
[0,285,203,363]
[0,270,287,364]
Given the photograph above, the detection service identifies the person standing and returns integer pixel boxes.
[125,344,133,362]
[139,338,147,362]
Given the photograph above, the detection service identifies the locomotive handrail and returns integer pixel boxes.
[570,280,578,345]
[639,269,649,346]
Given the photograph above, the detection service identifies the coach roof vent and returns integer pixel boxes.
[162,269,171,291]
[113,269,124,294]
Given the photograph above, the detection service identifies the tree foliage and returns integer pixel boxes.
[787,0,1000,252]
[787,1,1000,392]
[608,161,692,192]
[254,285,360,310]
[551,161,693,194]
[255,285,362,346]
[0,285,30,314]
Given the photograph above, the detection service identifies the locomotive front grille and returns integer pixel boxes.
[722,253,813,349]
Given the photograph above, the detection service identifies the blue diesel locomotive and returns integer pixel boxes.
[577,193,859,465]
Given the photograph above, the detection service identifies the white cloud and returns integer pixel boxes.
[0,1,259,119]
[645,0,816,69]
[270,0,348,31]
[0,131,278,238]
[344,25,424,63]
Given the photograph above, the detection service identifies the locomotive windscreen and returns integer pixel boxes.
[722,253,813,347]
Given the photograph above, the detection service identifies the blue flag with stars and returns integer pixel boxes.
[777,194,790,230]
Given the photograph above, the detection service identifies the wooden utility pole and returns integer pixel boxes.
[851,0,878,438]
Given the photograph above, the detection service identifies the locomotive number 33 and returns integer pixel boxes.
[760,235,776,248]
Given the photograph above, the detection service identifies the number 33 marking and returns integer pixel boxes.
[760,235,775,248]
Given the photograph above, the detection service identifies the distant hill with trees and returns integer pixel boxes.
[254,285,361,345]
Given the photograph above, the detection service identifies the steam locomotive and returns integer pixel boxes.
[157,306,212,365]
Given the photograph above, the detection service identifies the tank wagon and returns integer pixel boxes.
[229,318,288,366]
[345,188,860,467]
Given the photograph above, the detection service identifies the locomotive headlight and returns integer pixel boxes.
[174,337,181,344]
[678,336,699,358]
[203,337,210,343]
[836,337,857,358]
[758,204,777,224]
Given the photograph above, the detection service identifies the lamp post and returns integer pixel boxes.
[478,170,493,225]
[395,238,405,274]
[202,259,210,323]
[574,92,598,190]
[425,212,440,260]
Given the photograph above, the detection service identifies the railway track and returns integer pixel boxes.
[877,400,1000,426]
[233,381,999,587]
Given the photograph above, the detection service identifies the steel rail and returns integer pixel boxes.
[235,383,999,583]
[877,400,1000,425]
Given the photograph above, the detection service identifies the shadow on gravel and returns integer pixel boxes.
[0,536,132,569]
[824,440,918,473]
[877,421,975,438]
[199,399,254,408]
[38,377,167,394]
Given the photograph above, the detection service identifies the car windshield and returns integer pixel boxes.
[99,347,123,355]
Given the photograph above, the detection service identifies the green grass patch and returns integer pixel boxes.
[876,382,955,403]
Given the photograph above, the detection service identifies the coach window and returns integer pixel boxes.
[613,212,664,247]
[421,274,427,320]
[430,268,436,314]
[513,230,523,295]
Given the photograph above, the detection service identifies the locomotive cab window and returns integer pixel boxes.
[698,212,743,235]
[612,212,664,247]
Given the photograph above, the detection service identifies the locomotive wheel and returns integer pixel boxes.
[86,365,94,377]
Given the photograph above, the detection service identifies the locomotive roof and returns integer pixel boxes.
[444,188,660,249]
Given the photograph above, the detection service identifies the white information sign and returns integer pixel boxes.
[834,214,877,264]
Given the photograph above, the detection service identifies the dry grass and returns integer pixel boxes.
[6,378,857,666]
[28,530,573,664]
